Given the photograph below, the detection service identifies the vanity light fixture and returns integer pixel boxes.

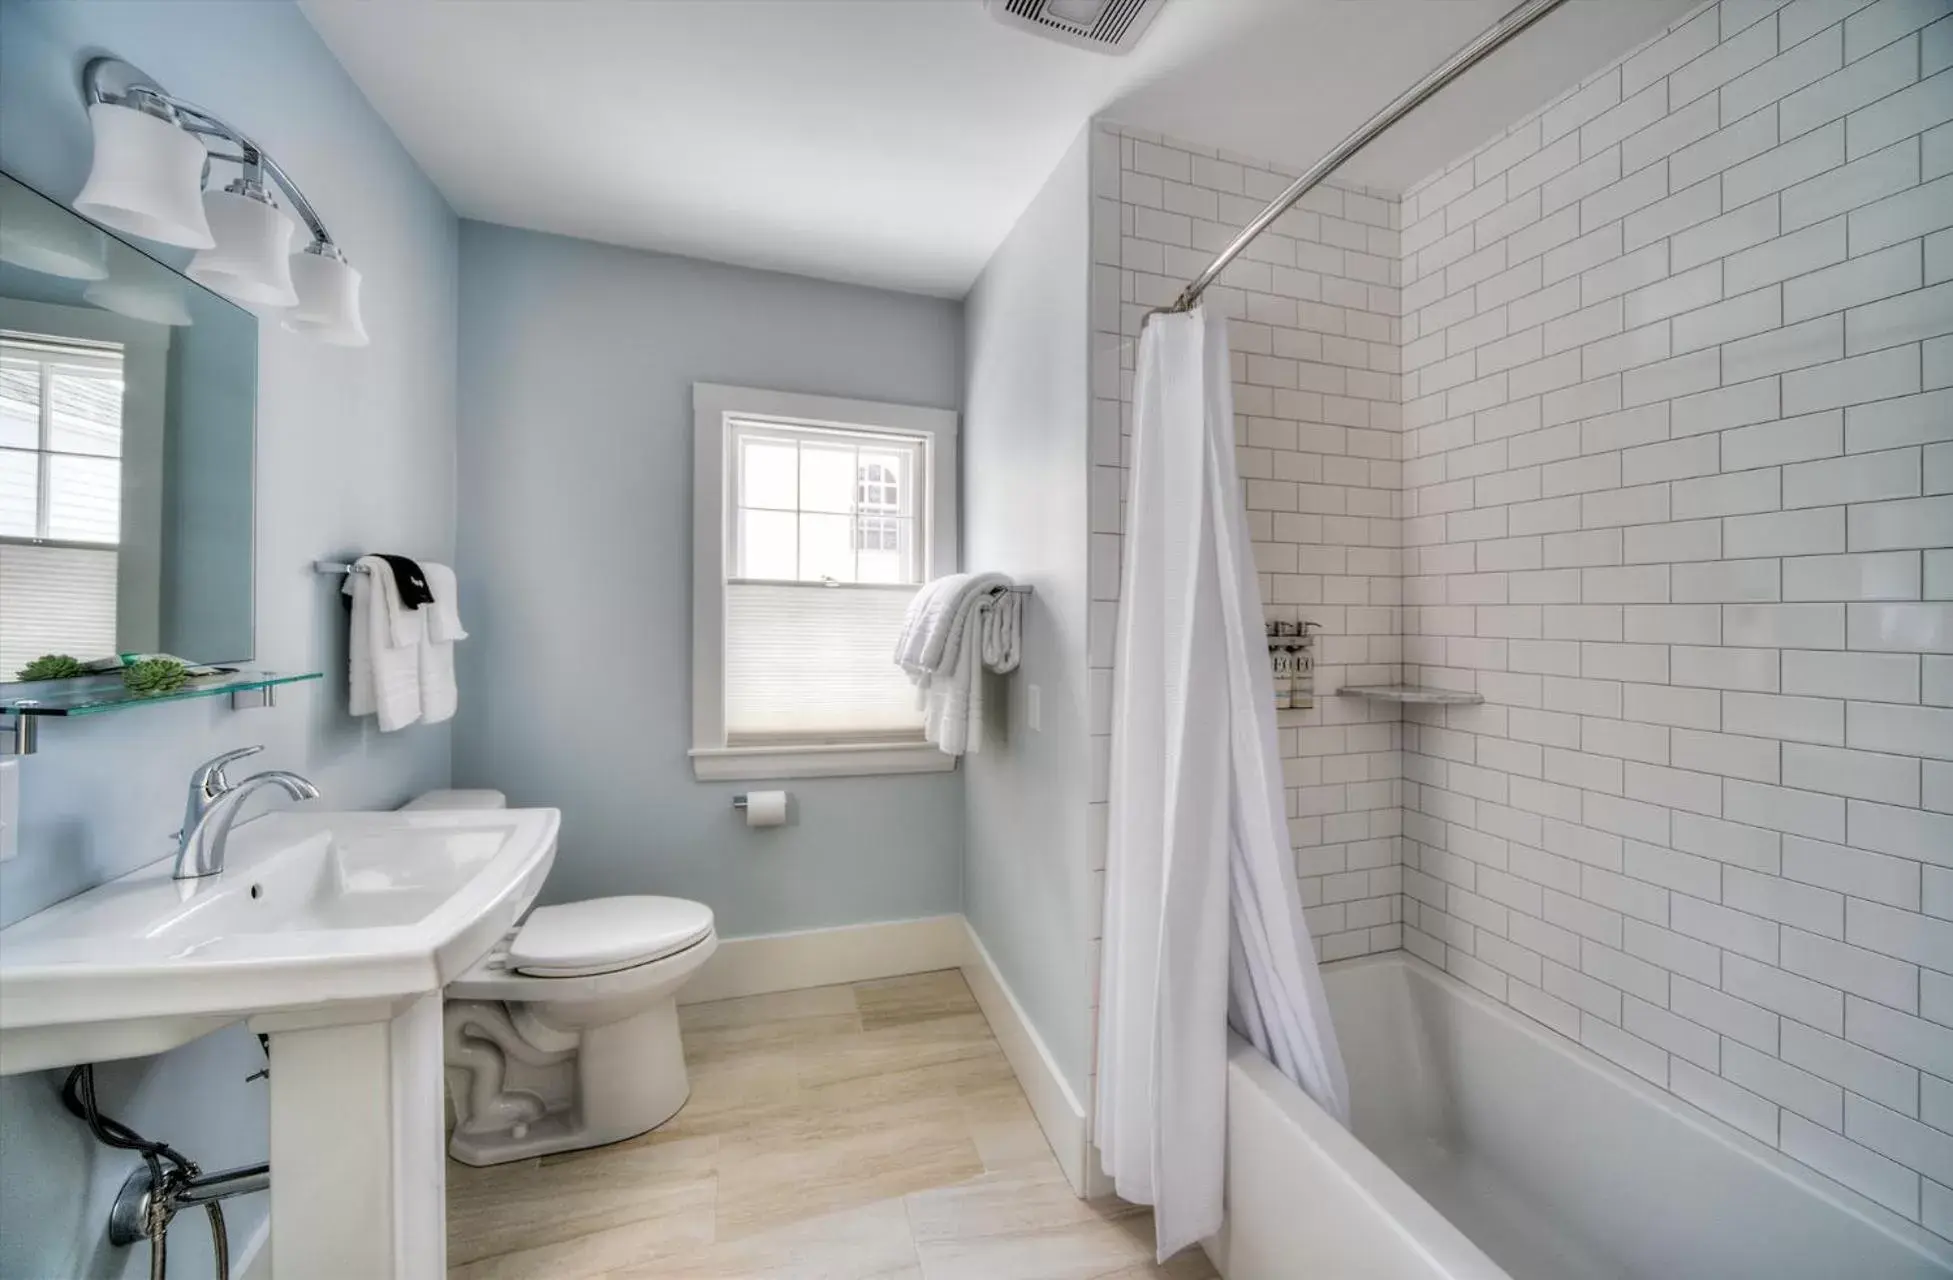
[73,56,368,346]
[186,173,299,307]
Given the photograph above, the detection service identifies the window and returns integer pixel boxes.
[692,384,957,780]
[0,334,124,672]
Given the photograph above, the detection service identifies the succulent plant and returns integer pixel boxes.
[16,653,86,681]
[122,657,190,696]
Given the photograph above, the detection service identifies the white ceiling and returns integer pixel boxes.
[301,0,1700,298]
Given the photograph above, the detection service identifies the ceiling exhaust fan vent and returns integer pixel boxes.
[985,0,1167,55]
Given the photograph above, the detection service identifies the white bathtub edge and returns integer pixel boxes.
[1372,952,1953,1272]
[1216,1028,1510,1280]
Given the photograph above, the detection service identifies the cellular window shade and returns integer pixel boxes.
[0,543,117,673]
[724,582,922,743]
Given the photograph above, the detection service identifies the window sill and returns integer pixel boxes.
[689,742,957,781]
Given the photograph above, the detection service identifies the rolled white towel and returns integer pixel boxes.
[980,588,1021,675]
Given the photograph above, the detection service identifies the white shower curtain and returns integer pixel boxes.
[1095,307,1351,1261]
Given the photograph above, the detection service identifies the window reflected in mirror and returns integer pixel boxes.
[0,173,257,678]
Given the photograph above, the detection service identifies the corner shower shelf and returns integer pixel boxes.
[1338,685,1485,706]
[1,670,322,754]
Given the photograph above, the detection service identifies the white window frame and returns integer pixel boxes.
[690,383,958,781]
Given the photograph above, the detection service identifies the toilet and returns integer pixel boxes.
[407,790,718,1167]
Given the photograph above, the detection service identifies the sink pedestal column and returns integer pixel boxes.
[252,993,445,1280]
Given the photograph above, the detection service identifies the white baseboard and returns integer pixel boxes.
[235,1213,272,1280]
[958,919,1093,1196]
[680,913,967,1005]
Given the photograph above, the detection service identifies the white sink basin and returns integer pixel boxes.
[0,806,558,1075]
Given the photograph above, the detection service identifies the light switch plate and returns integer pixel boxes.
[0,757,18,862]
[1028,685,1042,733]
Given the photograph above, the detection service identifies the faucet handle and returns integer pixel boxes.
[192,745,264,796]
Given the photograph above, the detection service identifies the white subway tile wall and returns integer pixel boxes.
[1089,122,1407,997]
[1081,0,1951,1237]
[1397,0,1953,1236]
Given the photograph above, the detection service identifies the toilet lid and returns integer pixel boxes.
[508,896,715,978]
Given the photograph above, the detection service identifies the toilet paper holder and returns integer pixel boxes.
[730,791,789,827]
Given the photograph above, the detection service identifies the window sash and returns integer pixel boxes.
[0,335,123,546]
[725,417,928,589]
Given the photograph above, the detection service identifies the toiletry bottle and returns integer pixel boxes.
[1290,624,1314,710]
[1268,622,1291,710]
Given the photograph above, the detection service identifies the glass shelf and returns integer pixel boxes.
[1338,685,1485,706]
[4,670,322,717]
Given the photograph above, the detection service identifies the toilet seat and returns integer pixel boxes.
[507,896,716,978]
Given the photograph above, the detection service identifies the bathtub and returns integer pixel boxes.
[1210,953,1953,1279]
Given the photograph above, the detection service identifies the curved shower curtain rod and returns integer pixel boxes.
[1149,0,1569,321]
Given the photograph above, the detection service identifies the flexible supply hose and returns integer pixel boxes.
[61,1065,230,1280]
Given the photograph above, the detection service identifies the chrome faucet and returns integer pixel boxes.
[174,746,320,879]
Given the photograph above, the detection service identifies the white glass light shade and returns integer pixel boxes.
[83,277,194,327]
[285,249,368,346]
[73,102,214,249]
[187,188,298,307]
[0,182,109,279]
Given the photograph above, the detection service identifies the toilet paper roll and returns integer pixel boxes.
[743,790,788,827]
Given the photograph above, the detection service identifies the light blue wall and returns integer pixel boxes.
[455,221,965,939]
[962,129,1095,1095]
[0,2,458,1274]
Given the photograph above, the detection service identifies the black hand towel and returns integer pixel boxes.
[377,554,435,609]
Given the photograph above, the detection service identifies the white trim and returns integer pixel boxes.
[691,382,960,781]
[958,919,1093,1197]
[689,741,956,781]
[235,1211,273,1280]
[678,913,967,1005]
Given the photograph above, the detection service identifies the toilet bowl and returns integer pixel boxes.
[408,790,717,1166]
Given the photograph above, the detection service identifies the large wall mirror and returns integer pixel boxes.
[0,172,255,676]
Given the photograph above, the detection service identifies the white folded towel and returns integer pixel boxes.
[373,558,425,651]
[346,556,422,731]
[418,562,464,725]
[916,573,1007,689]
[897,573,983,679]
[423,562,468,644]
[900,573,1021,756]
[924,614,985,756]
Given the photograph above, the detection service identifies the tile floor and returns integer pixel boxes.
[446,969,1217,1280]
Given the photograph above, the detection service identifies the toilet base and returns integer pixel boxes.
[445,995,692,1166]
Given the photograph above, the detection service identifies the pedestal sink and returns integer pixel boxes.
[0,806,559,1280]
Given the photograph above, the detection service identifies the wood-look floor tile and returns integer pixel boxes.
[800,1042,1019,1113]
[680,984,860,1036]
[904,1163,1155,1280]
[911,1219,1151,1280]
[959,1082,1057,1172]
[448,1194,716,1280]
[853,969,979,1030]
[641,1054,803,1144]
[795,1012,1002,1094]
[446,1134,717,1267]
[605,1197,921,1280]
[904,1163,1089,1238]
[714,1094,984,1241]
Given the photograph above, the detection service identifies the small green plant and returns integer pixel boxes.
[16,653,86,681]
[123,657,190,696]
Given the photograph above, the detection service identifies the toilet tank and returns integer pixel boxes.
[403,789,509,811]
